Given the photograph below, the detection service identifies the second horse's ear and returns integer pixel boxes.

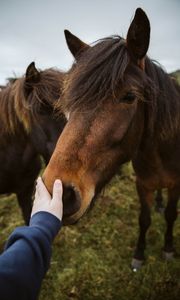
[64,30,90,59]
[126,8,150,68]
[25,62,40,84]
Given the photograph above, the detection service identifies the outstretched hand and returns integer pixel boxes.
[31,177,63,221]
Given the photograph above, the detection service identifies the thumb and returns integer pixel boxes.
[52,179,63,203]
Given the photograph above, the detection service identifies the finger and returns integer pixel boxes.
[52,179,63,203]
[34,178,41,198]
[34,177,40,193]
[36,177,51,198]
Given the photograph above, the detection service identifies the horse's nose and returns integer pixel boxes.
[63,182,95,225]
[62,183,81,222]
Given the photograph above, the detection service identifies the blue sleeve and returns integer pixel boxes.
[0,211,61,300]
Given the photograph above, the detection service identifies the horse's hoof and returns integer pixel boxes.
[163,251,174,260]
[131,258,143,271]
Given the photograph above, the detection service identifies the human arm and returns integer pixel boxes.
[0,178,63,300]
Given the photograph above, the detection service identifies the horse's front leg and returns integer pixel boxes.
[163,185,179,259]
[131,179,153,270]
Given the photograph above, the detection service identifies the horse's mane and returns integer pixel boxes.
[145,59,180,139]
[0,68,64,134]
[60,36,180,140]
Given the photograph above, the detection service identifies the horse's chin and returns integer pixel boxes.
[62,215,80,225]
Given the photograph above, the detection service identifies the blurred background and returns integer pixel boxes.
[0,0,179,84]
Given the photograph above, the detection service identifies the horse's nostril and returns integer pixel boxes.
[62,184,81,218]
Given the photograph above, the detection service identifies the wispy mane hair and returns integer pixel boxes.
[59,35,180,140]
[0,68,64,134]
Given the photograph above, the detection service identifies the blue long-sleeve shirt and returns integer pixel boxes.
[0,211,61,300]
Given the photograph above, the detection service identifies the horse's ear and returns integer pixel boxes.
[126,8,150,69]
[25,62,40,84]
[64,30,90,59]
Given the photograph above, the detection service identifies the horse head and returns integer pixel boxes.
[43,8,152,224]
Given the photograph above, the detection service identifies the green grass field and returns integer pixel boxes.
[171,70,180,85]
[0,163,179,300]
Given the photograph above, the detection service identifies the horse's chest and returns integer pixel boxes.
[133,151,180,190]
[148,172,177,189]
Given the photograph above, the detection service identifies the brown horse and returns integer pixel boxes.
[43,8,180,268]
[0,62,66,223]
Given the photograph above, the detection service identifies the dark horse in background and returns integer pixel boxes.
[43,8,180,269]
[0,62,66,224]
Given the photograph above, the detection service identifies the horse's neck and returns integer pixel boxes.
[144,62,180,144]
[133,76,180,178]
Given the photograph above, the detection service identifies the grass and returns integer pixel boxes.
[171,70,180,85]
[0,163,179,300]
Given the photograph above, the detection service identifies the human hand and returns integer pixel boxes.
[31,177,63,221]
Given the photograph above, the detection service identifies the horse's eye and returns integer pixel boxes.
[122,92,136,103]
